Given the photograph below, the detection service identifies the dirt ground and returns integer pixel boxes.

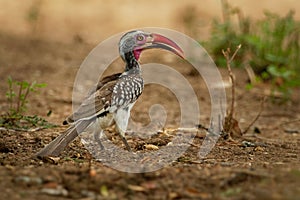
[0,28,300,200]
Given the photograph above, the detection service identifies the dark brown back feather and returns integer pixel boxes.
[63,73,122,124]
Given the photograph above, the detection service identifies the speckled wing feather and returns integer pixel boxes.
[111,73,144,108]
[63,73,122,124]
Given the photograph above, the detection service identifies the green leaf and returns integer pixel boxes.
[17,81,30,89]
[265,54,287,65]
[100,185,109,197]
[261,71,270,80]
[267,65,281,77]
[6,91,16,98]
[35,83,47,88]
[245,83,253,90]
[7,76,13,85]
[282,69,294,80]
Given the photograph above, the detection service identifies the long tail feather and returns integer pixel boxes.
[35,120,92,157]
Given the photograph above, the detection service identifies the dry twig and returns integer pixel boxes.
[222,45,242,135]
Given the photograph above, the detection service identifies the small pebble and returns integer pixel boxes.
[41,185,68,196]
[242,140,256,147]
[254,146,264,151]
[14,176,43,186]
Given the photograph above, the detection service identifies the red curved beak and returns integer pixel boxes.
[148,33,185,59]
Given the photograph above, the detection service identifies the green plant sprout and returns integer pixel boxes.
[1,76,55,130]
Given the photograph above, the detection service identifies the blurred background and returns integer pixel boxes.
[0,0,299,44]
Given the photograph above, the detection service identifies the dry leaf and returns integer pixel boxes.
[144,144,159,150]
[128,184,146,192]
[42,156,60,164]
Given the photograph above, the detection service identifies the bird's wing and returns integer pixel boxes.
[63,73,122,124]
[87,73,122,96]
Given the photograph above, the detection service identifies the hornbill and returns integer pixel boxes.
[36,30,184,158]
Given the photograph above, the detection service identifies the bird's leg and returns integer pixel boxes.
[114,108,132,151]
[93,124,104,150]
[118,130,131,151]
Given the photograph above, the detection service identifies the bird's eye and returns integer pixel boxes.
[136,35,144,41]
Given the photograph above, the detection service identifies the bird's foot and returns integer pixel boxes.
[121,136,132,152]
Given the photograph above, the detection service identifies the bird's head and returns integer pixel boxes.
[119,30,184,62]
